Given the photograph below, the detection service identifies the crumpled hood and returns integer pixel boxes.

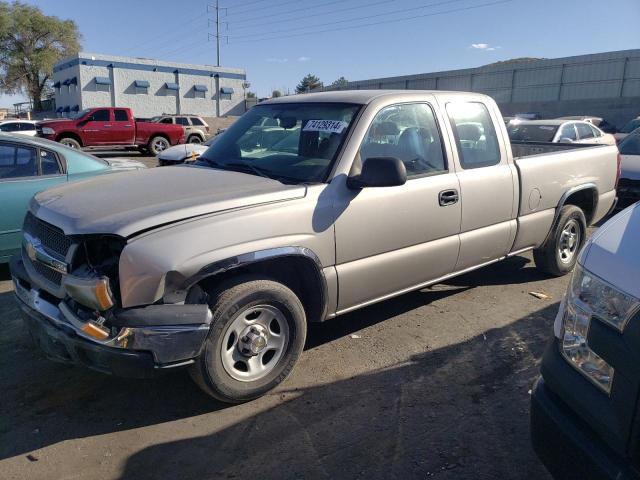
[31,165,306,237]
[620,154,640,181]
[157,143,208,162]
[580,203,640,299]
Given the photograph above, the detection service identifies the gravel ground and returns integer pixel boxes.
[0,246,572,480]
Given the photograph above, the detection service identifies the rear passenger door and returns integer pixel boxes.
[110,109,135,145]
[443,100,517,271]
[0,143,66,260]
[335,101,462,311]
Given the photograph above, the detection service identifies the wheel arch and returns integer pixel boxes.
[556,183,598,226]
[174,247,329,324]
[56,131,83,146]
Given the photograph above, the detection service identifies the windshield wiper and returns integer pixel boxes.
[224,161,273,180]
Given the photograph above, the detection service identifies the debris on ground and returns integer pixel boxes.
[350,334,362,339]
[26,454,38,462]
[529,291,551,300]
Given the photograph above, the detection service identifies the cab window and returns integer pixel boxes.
[576,123,594,139]
[114,109,129,122]
[559,124,577,141]
[447,102,500,169]
[175,117,190,126]
[88,109,110,122]
[359,103,447,178]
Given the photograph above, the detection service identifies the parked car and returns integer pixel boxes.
[0,120,38,136]
[0,134,145,262]
[615,117,640,142]
[508,119,617,145]
[616,131,640,209]
[150,114,210,144]
[157,134,221,166]
[531,203,640,480]
[10,90,618,403]
[556,116,617,134]
[36,107,185,155]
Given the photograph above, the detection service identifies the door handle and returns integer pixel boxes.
[104,124,112,128]
[439,189,459,206]
[124,124,133,127]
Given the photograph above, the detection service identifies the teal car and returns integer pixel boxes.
[0,133,145,262]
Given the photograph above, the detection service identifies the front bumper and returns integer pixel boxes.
[531,377,640,480]
[11,257,211,378]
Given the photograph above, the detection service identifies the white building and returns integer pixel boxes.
[52,52,247,118]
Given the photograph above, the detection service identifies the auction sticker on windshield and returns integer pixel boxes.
[303,120,348,134]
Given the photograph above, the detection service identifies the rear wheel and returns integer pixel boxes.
[190,275,307,403]
[148,136,170,155]
[534,205,586,276]
[187,135,203,144]
[59,137,81,149]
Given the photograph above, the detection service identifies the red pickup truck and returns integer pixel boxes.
[37,107,185,155]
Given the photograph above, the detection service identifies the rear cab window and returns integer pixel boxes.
[190,117,205,126]
[447,102,500,168]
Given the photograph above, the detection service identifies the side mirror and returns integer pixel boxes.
[559,137,574,143]
[347,156,407,189]
[78,119,88,127]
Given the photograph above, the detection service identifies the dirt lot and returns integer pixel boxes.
[0,242,577,479]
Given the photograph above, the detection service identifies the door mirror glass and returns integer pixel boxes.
[347,156,407,189]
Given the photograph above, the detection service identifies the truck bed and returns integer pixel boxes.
[510,141,598,159]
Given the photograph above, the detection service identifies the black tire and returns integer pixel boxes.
[59,136,81,149]
[190,275,307,403]
[148,136,170,156]
[187,135,203,144]
[533,205,587,276]
[138,146,149,155]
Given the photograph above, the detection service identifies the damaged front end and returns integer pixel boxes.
[11,214,212,377]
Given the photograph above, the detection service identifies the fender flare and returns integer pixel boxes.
[541,183,598,247]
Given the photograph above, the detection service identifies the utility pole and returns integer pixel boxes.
[208,2,226,67]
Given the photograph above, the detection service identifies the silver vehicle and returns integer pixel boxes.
[11,90,619,403]
[151,114,210,144]
[157,134,220,166]
[508,119,617,146]
[0,119,38,136]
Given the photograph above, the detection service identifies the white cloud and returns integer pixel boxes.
[266,57,288,63]
[297,56,311,62]
[471,43,500,51]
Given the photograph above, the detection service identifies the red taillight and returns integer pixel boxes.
[615,152,621,187]
[205,126,210,133]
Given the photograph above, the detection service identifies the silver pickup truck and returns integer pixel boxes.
[10,90,619,403]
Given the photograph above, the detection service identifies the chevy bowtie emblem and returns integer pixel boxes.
[23,233,68,274]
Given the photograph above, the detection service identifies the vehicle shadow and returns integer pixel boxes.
[117,303,557,480]
[0,254,552,466]
[0,263,11,281]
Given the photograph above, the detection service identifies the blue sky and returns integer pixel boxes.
[2,0,639,106]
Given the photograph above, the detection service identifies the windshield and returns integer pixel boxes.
[620,119,640,134]
[69,108,91,120]
[199,102,361,183]
[619,133,640,155]
[507,124,558,142]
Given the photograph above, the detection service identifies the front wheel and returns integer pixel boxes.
[190,276,307,403]
[533,205,586,276]
[59,137,81,149]
[148,136,170,155]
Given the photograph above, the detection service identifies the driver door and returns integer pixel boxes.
[80,109,111,145]
[334,101,461,312]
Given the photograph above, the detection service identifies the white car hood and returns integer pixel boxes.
[157,143,208,162]
[580,203,640,298]
[103,157,147,170]
[620,154,640,181]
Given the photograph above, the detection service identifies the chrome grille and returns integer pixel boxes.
[23,212,72,258]
[32,260,63,286]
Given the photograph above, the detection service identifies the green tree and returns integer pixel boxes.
[0,1,81,110]
[271,89,282,98]
[295,74,322,94]
[331,76,348,88]
[246,91,257,99]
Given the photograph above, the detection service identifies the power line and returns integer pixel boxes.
[229,0,390,30]
[225,0,312,18]
[229,0,514,44]
[229,0,469,39]
[224,0,270,9]
[228,0,352,25]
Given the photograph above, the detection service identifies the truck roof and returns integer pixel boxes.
[262,89,487,105]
